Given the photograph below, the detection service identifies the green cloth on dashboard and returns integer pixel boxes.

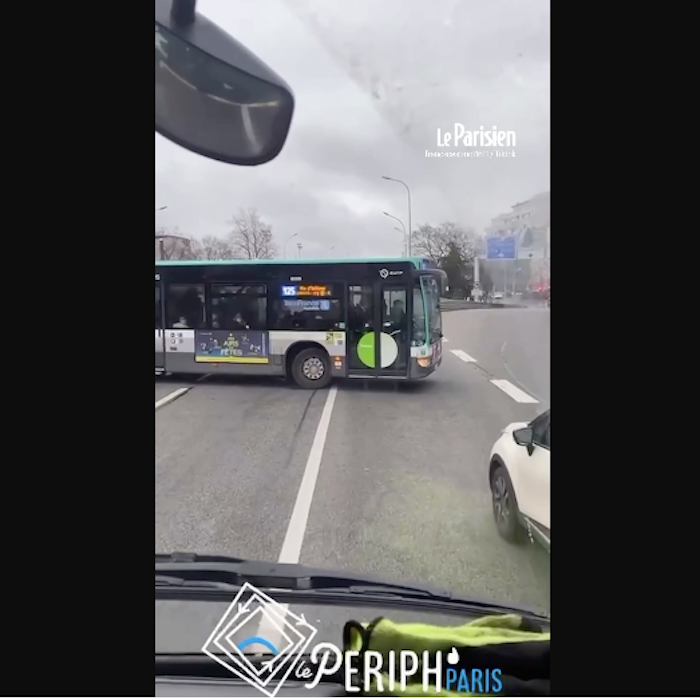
[342,614,550,696]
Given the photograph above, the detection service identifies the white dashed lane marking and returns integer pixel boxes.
[155,374,210,411]
[447,349,540,405]
[450,349,477,363]
[155,387,190,410]
[490,379,539,404]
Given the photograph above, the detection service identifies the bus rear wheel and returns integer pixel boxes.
[291,348,332,390]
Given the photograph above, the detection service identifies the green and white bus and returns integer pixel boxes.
[155,257,447,389]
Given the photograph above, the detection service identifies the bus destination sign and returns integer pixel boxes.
[281,284,332,297]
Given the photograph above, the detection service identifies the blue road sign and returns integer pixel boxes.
[486,236,517,260]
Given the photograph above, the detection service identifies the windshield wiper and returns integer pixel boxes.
[155,553,548,622]
[156,574,239,591]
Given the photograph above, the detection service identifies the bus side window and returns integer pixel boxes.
[165,284,206,329]
[155,283,163,329]
[271,285,344,332]
[210,285,267,330]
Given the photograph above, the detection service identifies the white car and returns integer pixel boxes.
[488,409,550,552]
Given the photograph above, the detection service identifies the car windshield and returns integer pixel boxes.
[156,0,550,658]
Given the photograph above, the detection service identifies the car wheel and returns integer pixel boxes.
[291,347,332,390]
[490,465,524,544]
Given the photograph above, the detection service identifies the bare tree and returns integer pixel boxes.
[411,224,442,261]
[412,222,475,263]
[228,208,277,259]
[189,235,235,260]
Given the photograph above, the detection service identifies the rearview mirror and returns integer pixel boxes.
[155,0,294,166]
[513,427,535,455]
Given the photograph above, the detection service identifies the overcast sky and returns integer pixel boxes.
[155,0,550,258]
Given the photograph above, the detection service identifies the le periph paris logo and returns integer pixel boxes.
[202,582,318,697]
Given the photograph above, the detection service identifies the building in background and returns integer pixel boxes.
[155,234,191,260]
[482,192,550,293]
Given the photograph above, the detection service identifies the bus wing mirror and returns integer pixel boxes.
[156,0,294,166]
[437,271,448,296]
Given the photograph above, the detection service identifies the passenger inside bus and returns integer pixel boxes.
[231,313,249,330]
[166,285,205,329]
[212,305,250,330]
[390,299,406,326]
[349,293,372,330]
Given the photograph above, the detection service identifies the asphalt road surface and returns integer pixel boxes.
[446,305,550,406]
[156,306,550,656]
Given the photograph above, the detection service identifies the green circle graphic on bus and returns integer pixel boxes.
[357,332,399,369]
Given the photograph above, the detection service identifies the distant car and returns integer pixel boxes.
[492,292,504,300]
[488,409,550,552]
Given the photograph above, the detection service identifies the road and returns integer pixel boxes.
[156,306,550,654]
[446,305,550,406]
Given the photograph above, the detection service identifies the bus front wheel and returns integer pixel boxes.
[291,347,332,390]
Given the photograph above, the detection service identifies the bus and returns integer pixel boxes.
[155,257,447,389]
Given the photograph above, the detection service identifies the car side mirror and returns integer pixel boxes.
[513,427,535,456]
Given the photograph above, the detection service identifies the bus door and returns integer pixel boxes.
[155,274,166,372]
[346,282,409,377]
[378,281,409,375]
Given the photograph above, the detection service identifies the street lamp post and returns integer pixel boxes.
[382,176,412,256]
[383,211,407,256]
[394,228,407,256]
[283,232,299,258]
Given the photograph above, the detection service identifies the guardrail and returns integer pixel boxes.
[440,299,523,311]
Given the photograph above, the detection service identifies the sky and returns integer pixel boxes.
[155,0,550,259]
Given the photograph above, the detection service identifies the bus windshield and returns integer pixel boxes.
[421,276,442,344]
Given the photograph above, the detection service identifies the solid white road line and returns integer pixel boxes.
[490,379,539,404]
[252,386,339,653]
[155,387,190,410]
[451,349,477,363]
[279,386,338,563]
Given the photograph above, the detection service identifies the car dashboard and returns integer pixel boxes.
[156,678,347,696]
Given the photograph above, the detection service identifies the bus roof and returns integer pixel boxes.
[156,256,433,269]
